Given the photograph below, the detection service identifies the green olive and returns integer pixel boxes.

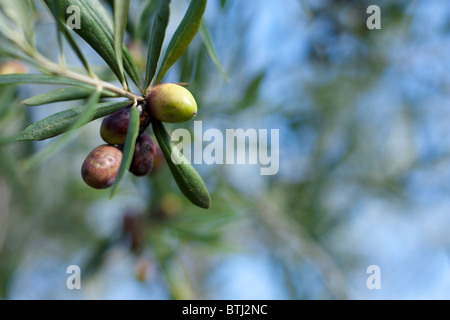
[146,83,197,123]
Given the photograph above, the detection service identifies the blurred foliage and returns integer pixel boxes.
[0,0,446,299]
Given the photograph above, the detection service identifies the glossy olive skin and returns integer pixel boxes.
[100,106,130,145]
[100,104,151,145]
[129,133,156,176]
[146,83,197,123]
[81,145,123,189]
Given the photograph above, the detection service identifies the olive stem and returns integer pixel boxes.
[14,36,144,102]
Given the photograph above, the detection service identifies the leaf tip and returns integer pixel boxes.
[191,190,211,209]
[21,99,32,106]
[201,197,211,209]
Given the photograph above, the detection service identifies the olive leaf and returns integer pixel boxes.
[50,0,142,90]
[23,88,102,169]
[110,104,140,199]
[22,87,118,106]
[152,120,211,209]
[45,0,64,62]
[113,0,131,88]
[17,100,130,141]
[0,0,35,45]
[0,11,14,40]
[103,0,136,39]
[144,0,171,91]
[137,0,159,42]
[199,21,229,81]
[155,0,207,84]
[236,71,265,110]
[76,0,141,90]
[0,74,88,86]
[43,0,94,75]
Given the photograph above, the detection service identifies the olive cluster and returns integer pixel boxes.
[81,83,197,189]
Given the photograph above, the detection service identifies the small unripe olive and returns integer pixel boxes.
[81,145,122,189]
[129,133,156,176]
[146,83,197,123]
[100,104,151,145]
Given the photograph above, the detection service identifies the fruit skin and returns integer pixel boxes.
[81,145,123,189]
[146,83,197,123]
[100,104,151,145]
[129,133,156,177]
[100,106,131,145]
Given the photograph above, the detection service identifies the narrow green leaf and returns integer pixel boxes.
[82,0,141,90]
[60,0,125,85]
[220,0,227,8]
[152,120,211,209]
[17,100,130,141]
[22,87,118,106]
[43,1,94,75]
[0,74,88,86]
[45,0,65,63]
[144,0,171,90]
[0,43,40,67]
[23,88,102,169]
[0,11,14,38]
[237,71,265,110]
[123,47,142,91]
[137,0,158,42]
[155,0,207,84]
[110,104,140,198]
[58,25,96,75]
[104,0,136,38]
[0,0,34,44]
[113,0,130,88]
[55,0,142,90]
[199,21,229,80]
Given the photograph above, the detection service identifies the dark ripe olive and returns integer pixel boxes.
[100,104,152,145]
[81,145,122,189]
[100,106,131,145]
[129,133,156,177]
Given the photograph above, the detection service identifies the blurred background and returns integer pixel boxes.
[1,0,450,299]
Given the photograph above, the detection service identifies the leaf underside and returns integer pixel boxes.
[155,0,207,84]
[152,120,211,209]
[17,100,131,141]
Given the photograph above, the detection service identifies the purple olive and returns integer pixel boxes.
[81,145,122,189]
[100,104,152,145]
[129,133,156,177]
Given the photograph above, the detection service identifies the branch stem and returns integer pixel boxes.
[15,38,144,102]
